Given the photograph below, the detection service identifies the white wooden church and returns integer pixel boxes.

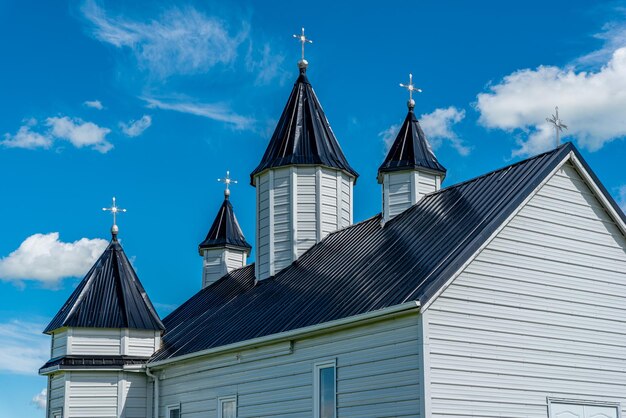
[40,40,626,418]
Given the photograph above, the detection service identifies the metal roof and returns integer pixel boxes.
[199,196,251,254]
[378,108,446,179]
[44,238,164,333]
[153,143,579,361]
[249,67,359,185]
[40,355,148,373]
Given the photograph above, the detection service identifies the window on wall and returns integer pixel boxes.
[314,360,336,418]
[166,404,181,418]
[218,396,237,418]
[51,410,62,418]
[548,398,620,418]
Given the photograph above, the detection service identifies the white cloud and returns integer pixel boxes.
[31,388,46,410]
[82,0,248,78]
[246,43,287,86]
[420,107,470,156]
[618,185,626,213]
[0,320,49,375]
[2,119,52,150]
[143,97,254,129]
[84,100,103,110]
[46,116,112,153]
[0,233,108,285]
[379,107,468,156]
[120,115,152,137]
[476,46,626,157]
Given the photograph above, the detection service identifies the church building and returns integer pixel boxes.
[40,33,626,418]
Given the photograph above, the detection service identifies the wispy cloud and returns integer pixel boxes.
[47,116,112,153]
[120,115,152,137]
[379,123,401,153]
[617,185,626,213]
[84,99,104,110]
[81,0,248,79]
[0,233,107,285]
[143,97,254,129]
[420,107,469,156]
[0,320,49,375]
[246,43,288,86]
[2,119,53,150]
[31,388,46,410]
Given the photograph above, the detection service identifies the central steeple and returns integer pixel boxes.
[251,29,358,280]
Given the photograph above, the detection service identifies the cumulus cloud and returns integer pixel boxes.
[2,119,52,150]
[120,115,152,137]
[31,388,47,410]
[84,100,103,110]
[0,233,108,285]
[46,116,112,153]
[81,0,248,78]
[0,320,49,375]
[143,97,254,129]
[379,107,468,155]
[476,45,626,157]
[618,185,626,213]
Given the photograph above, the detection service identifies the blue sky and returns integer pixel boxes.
[1,0,626,415]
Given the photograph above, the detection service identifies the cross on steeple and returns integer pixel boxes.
[218,170,237,198]
[546,106,568,147]
[399,73,422,110]
[102,197,127,239]
[293,27,313,68]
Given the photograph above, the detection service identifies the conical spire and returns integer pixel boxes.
[45,238,164,333]
[249,63,358,184]
[378,107,446,182]
[198,195,251,255]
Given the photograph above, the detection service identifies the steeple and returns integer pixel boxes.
[251,29,357,280]
[199,171,251,288]
[378,74,446,222]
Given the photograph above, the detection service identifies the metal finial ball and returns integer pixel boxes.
[298,59,308,70]
[111,224,119,235]
[224,188,231,197]
[408,99,416,109]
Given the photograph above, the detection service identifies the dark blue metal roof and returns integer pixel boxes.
[250,67,358,185]
[199,196,251,254]
[153,144,582,362]
[378,109,446,179]
[45,238,164,333]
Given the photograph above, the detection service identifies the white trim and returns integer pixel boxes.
[411,171,419,205]
[382,173,390,223]
[165,403,181,418]
[66,328,73,355]
[418,310,432,418]
[290,167,298,262]
[420,153,569,311]
[63,372,70,417]
[148,300,419,368]
[255,174,260,280]
[268,169,275,276]
[121,328,129,355]
[349,177,354,225]
[547,397,622,418]
[336,171,343,228]
[315,166,322,242]
[217,395,238,418]
[313,359,337,418]
[435,174,441,191]
[117,371,126,418]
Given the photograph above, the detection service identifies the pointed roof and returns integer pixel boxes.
[44,237,164,333]
[199,195,251,254]
[250,66,358,185]
[378,108,446,181]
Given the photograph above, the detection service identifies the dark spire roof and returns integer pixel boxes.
[45,237,164,333]
[378,107,447,181]
[198,195,251,254]
[250,66,358,185]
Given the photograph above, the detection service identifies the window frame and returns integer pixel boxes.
[217,395,238,418]
[165,403,181,418]
[313,359,337,418]
[547,397,622,418]
[51,409,63,418]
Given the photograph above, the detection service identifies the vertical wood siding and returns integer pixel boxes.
[425,163,626,417]
[156,314,422,418]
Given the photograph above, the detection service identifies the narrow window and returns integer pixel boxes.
[166,404,181,418]
[314,360,336,418]
[218,396,237,418]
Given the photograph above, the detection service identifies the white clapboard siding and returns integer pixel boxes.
[67,372,118,418]
[157,313,422,418]
[383,170,442,221]
[48,373,65,416]
[71,329,122,356]
[417,171,437,196]
[127,330,160,357]
[225,250,245,272]
[425,162,626,417]
[256,166,353,279]
[51,330,67,358]
[203,248,246,289]
[123,372,149,418]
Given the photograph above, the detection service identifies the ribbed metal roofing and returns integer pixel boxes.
[250,67,358,185]
[153,143,584,362]
[45,238,164,333]
[378,108,446,179]
[199,196,251,254]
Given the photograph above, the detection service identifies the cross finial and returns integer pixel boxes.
[546,106,568,147]
[399,73,422,110]
[293,27,313,70]
[102,197,127,240]
[217,170,237,198]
